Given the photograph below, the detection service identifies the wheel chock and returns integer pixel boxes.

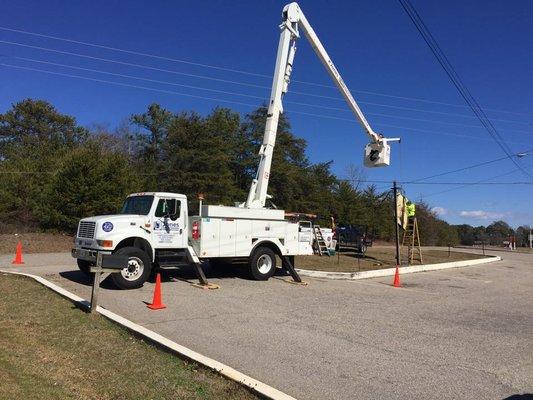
[191,282,220,290]
[281,278,308,286]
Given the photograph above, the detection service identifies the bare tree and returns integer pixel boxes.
[86,120,140,155]
[344,163,367,191]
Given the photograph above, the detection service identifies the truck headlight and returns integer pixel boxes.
[96,240,113,248]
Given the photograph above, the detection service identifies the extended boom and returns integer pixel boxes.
[244,2,399,209]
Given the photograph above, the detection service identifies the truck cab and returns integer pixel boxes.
[72,192,188,289]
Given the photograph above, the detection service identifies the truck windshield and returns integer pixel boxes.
[120,196,154,215]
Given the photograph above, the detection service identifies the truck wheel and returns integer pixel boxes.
[249,247,277,281]
[77,259,93,276]
[111,247,152,290]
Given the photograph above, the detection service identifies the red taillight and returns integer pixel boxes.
[192,221,200,240]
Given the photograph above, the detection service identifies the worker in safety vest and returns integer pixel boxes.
[407,202,416,220]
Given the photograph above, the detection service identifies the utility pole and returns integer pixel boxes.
[529,225,532,249]
[393,181,400,266]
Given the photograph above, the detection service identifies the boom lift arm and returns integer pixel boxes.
[244,2,399,209]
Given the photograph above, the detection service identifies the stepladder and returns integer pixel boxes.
[313,225,330,256]
[402,217,423,264]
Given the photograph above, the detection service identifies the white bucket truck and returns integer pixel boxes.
[73,193,313,288]
[72,2,397,289]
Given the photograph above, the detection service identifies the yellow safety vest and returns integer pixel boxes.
[407,203,416,217]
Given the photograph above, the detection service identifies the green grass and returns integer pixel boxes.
[0,273,258,400]
[296,247,487,273]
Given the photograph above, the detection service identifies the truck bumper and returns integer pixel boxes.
[71,248,106,262]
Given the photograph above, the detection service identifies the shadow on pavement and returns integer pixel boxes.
[59,262,292,287]
[59,270,115,289]
[154,262,257,284]
[153,261,292,284]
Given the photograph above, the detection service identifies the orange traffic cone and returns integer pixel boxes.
[393,266,401,288]
[12,241,24,265]
[147,273,166,310]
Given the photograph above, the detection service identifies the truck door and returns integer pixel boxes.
[152,197,187,249]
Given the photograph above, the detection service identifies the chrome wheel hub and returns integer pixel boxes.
[121,257,144,281]
[257,254,273,274]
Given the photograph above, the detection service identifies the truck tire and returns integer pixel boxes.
[111,247,152,290]
[248,247,277,281]
[77,259,93,276]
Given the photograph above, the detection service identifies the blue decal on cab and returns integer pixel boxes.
[102,222,114,232]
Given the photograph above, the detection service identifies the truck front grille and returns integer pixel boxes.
[78,221,96,239]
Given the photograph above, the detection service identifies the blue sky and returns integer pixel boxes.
[1,0,531,227]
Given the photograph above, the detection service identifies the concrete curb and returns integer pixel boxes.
[295,255,502,280]
[0,269,297,400]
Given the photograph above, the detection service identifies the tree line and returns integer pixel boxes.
[0,99,526,247]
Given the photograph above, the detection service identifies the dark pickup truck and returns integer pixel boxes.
[334,225,373,254]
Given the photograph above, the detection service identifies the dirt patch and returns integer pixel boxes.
[0,233,73,254]
[0,273,258,400]
[296,247,487,273]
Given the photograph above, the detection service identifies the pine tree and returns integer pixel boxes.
[0,99,88,229]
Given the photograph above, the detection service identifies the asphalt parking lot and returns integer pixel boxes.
[2,248,532,400]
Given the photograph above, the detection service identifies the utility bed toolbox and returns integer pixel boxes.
[189,213,313,258]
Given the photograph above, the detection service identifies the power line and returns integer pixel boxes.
[2,28,530,197]
[372,155,533,194]
[282,109,532,145]
[3,40,465,115]
[2,61,531,148]
[3,42,533,132]
[1,25,532,118]
[10,56,270,101]
[0,62,262,108]
[11,55,528,131]
[8,56,486,128]
[420,167,530,198]
[407,150,532,183]
[0,26,271,78]
[336,100,532,126]
[0,40,270,90]
[1,168,530,185]
[397,0,533,182]
[314,87,532,117]
[341,179,532,185]
[397,0,519,158]
[406,181,531,185]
